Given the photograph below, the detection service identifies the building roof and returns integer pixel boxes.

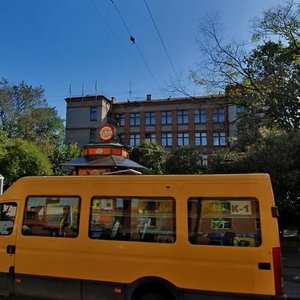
[59,155,151,173]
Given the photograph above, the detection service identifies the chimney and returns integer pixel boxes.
[146,94,152,101]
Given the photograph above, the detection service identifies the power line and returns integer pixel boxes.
[88,0,148,90]
[109,0,163,94]
[110,0,132,37]
[143,0,180,83]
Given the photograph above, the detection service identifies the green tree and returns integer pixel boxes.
[50,143,81,175]
[191,1,300,136]
[208,130,300,229]
[130,141,167,174]
[190,1,300,228]
[17,107,65,156]
[166,145,207,174]
[0,79,65,155]
[0,139,53,187]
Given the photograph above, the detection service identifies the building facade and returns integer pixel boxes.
[65,94,239,157]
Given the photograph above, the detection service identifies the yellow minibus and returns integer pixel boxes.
[0,174,285,299]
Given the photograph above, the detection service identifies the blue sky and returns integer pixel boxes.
[0,0,284,119]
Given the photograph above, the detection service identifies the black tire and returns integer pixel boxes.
[138,291,169,300]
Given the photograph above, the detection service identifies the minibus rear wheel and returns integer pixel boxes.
[137,291,170,300]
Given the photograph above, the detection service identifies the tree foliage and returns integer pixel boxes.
[192,1,300,134]
[165,145,207,174]
[0,139,53,187]
[130,141,167,174]
[208,130,300,228]
[190,1,300,225]
[0,78,79,183]
[0,79,65,155]
[50,143,81,175]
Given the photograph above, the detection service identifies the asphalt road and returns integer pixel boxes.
[282,239,300,299]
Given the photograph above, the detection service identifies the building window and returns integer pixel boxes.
[118,134,125,144]
[194,132,207,146]
[194,109,206,124]
[213,132,226,146]
[130,113,140,126]
[145,133,156,143]
[177,132,189,146]
[117,114,125,126]
[236,105,246,114]
[200,155,208,167]
[211,218,232,229]
[161,111,172,125]
[177,110,188,125]
[129,134,140,147]
[212,108,225,123]
[90,107,97,121]
[145,112,156,126]
[161,132,172,147]
[90,128,97,143]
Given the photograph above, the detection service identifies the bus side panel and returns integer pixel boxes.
[13,274,81,300]
[183,289,275,299]
[82,280,125,300]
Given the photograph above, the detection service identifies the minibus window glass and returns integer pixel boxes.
[0,203,17,235]
[188,198,261,247]
[89,197,176,243]
[22,196,80,238]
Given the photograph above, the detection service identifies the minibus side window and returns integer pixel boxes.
[0,203,17,235]
[89,197,176,243]
[22,196,80,238]
[188,198,261,247]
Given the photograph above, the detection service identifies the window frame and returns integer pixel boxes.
[194,109,206,124]
[161,132,172,147]
[213,132,226,146]
[212,108,225,123]
[177,110,188,125]
[188,197,261,247]
[129,133,140,147]
[0,202,17,236]
[145,112,156,126]
[177,132,189,146]
[161,111,172,125]
[117,114,125,127]
[22,196,81,238]
[145,133,156,143]
[89,196,176,243]
[90,107,97,121]
[194,131,207,146]
[130,112,140,126]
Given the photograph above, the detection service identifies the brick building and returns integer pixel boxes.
[65,94,239,162]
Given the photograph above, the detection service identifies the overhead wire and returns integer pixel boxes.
[109,0,164,95]
[88,0,150,96]
[143,0,180,83]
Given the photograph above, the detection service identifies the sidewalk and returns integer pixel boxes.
[281,239,300,300]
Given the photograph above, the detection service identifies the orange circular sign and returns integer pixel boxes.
[99,124,115,141]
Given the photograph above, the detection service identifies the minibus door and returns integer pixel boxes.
[0,202,18,296]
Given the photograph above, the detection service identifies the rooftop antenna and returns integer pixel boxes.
[129,81,132,100]
[81,83,84,102]
[69,84,72,101]
[95,81,98,102]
